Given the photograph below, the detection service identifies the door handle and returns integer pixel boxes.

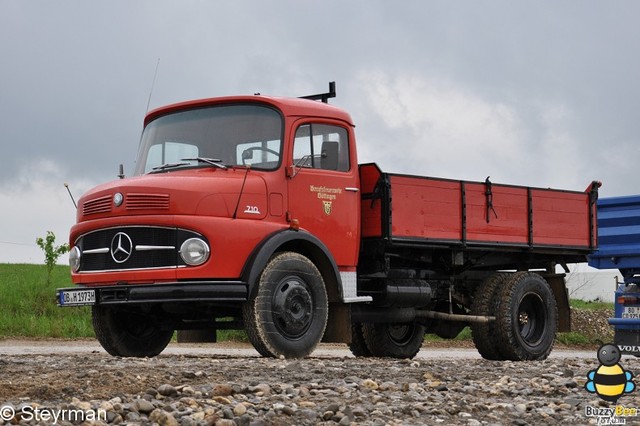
[345,187,359,192]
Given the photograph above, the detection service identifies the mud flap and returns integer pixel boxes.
[546,274,571,332]
[322,303,352,343]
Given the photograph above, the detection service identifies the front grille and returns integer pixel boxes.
[76,226,203,272]
[83,195,112,216]
[126,193,170,211]
[82,193,170,217]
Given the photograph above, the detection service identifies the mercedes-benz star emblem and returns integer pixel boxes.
[110,232,133,263]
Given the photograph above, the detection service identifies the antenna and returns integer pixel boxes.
[232,165,251,219]
[145,58,161,114]
[64,183,77,209]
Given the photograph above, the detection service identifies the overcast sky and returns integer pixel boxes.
[1,1,639,264]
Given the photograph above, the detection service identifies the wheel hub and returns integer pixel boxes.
[517,293,545,344]
[272,277,313,338]
[388,324,414,345]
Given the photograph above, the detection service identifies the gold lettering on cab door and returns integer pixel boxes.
[309,185,342,216]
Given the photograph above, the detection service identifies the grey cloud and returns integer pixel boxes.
[1,0,638,193]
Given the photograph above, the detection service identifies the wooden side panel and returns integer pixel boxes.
[465,183,529,244]
[390,176,462,240]
[359,163,593,250]
[386,172,592,249]
[531,189,591,247]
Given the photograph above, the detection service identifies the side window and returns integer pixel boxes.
[292,124,350,172]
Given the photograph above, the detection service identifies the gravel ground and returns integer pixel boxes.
[0,309,632,426]
[1,348,640,426]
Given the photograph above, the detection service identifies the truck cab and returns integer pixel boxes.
[60,89,367,358]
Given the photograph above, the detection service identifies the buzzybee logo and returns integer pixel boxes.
[585,344,635,402]
[584,344,638,424]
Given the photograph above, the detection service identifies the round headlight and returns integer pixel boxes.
[69,246,82,272]
[179,238,210,266]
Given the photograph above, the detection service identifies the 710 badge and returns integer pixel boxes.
[59,289,95,306]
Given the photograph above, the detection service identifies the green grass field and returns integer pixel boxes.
[0,264,614,345]
[0,264,93,338]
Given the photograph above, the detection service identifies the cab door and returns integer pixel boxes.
[286,121,360,267]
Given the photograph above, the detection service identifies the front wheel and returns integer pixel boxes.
[362,322,425,359]
[242,252,328,358]
[92,305,173,357]
[495,272,558,361]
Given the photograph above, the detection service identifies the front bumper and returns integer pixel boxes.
[57,281,248,306]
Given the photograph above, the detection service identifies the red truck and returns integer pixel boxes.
[57,83,600,361]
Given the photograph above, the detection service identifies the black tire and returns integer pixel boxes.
[495,272,558,361]
[362,322,425,359]
[470,273,509,360]
[92,305,173,357]
[349,322,373,357]
[242,252,328,358]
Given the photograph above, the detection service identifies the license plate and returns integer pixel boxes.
[59,289,96,306]
[622,306,640,319]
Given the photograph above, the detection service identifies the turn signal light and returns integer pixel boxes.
[617,295,639,305]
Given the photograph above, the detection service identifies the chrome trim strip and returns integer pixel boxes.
[77,265,187,274]
[135,245,175,251]
[83,248,109,254]
[74,225,204,246]
[343,296,373,303]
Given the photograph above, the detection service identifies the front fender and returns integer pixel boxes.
[241,229,342,301]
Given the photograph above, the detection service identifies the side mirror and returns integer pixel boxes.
[320,141,339,170]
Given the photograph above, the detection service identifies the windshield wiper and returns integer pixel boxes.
[149,161,190,173]
[181,157,227,169]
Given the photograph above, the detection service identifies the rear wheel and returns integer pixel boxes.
[470,273,509,360]
[362,322,425,359]
[348,322,372,357]
[495,272,557,361]
[242,252,328,358]
[92,305,173,357]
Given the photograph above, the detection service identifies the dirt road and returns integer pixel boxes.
[0,339,596,359]
[1,340,636,425]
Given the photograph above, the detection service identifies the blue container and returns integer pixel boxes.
[589,195,640,355]
[589,195,640,279]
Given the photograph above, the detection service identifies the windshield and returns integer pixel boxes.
[134,104,283,175]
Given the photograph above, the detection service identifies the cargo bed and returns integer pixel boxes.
[359,163,600,272]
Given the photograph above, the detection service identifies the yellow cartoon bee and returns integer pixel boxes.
[585,344,635,402]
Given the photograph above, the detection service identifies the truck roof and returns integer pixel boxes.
[144,95,354,127]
